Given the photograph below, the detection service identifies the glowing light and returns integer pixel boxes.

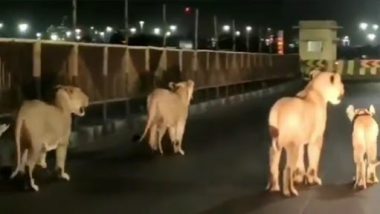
[50,33,58,41]
[153,27,161,35]
[222,25,230,32]
[130,27,137,34]
[169,25,177,32]
[18,23,29,33]
[106,26,113,32]
[367,33,376,41]
[246,26,252,32]
[360,22,368,30]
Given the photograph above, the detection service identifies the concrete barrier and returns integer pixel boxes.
[0,78,305,168]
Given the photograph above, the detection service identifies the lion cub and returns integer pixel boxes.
[346,105,380,190]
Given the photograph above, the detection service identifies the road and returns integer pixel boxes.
[0,81,380,214]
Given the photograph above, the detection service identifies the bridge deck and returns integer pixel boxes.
[0,81,379,214]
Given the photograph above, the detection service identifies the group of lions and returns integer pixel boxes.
[0,80,194,192]
[0,71,378,196]
[267,70,380,197]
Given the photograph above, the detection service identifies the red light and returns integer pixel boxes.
[185,7,192,14]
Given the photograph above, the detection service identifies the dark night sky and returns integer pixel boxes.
[1,0,379,44]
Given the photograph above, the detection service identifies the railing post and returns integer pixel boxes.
[32,41,41,99]
[68,44,79,130]
[123,47,130,119]
[69,44,79,85]
[102,47,109,124]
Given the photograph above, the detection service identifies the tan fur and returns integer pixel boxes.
[139,80,195,155]
[346,105,380,190]
[10,85,89,192]
[266,70,344,197]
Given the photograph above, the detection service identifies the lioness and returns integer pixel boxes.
[346,104,380,189]
[266,70,344,197]
[138,80,195,155]
[10,85,89,192]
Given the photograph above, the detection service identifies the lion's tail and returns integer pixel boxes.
[10,115,23,179]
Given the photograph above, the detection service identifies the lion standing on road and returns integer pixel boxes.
[266,70,344,197]
[346,104,380,190]
[137,80,195,155]
[10,85,89,192]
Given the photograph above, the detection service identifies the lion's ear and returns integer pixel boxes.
[168,82,176,90]
[369,105,376,115]
[346,105,355,121]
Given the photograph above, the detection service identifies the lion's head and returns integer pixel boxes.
[168,80,195,104]
[346,104,375,122]
[301,70,345,105]
[55,85,89,117]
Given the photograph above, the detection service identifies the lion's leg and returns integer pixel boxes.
[168,127,178,153]
[266,140,281,192]
[306,136,323,186]
[294,145,305,184]
[353,143,366,189]
[157,126,167,156]
[366,141,378,184]
[26,149,40,192]
[175,122,186,156]
[38,152,47,169]
[148,124,158,151]
[19,149,28,175]
[283,144,300,197]
[56,143,70,181]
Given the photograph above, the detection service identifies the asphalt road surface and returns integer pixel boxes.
[1,81,380,214]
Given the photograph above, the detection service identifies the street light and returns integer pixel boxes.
[373,24,379,31]
[75,28,81,34]
[153,27,161,35]
[99,32,105,37]
[18,23,29,33]
[36,32,42,39]
[222,25,230,32]
[50,33,58,41]
[235,31,241,36]
[106,26,113,33]
[166,31,171,36]
[169,25,177,32]
[246,26,252,51]
[0,23,3,29]
[367,33,376,41]
[360,22,368,30]
[139,20,145,32]
[66,31,72,37]
[130,27,137,34]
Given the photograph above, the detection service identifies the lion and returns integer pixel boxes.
[346,104,380,190]
[137,80,195,156]
[10,85,89,192]
[266,70,344,197]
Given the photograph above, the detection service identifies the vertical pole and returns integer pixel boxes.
[258,26,263,53]
[246,28,251,52]
[69,44,79,85]
[124,0,129,44]
[232,19,236,51]
[213,15,218,50]
[72,0,77,31]
[69,44,79,130]
[102,47,109,125]
[194,8,199,50]
[33,42,41,99]
[162,4,167,47]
